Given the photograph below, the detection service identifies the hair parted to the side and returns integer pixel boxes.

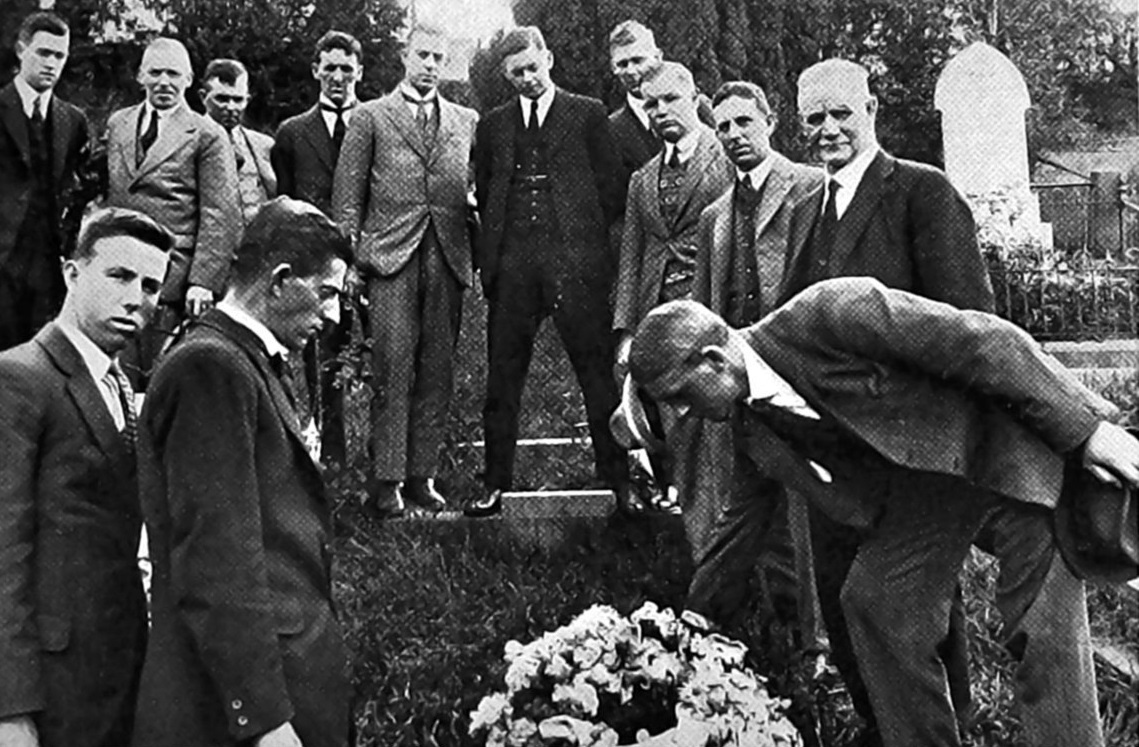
[642,60,695,92]
[628,300,728,388]
[608,19,655,50]
[712,80,772,116]
[72,208,175,261]
[17,11,69,46]
[203,58,248,87]
[313,30,363,64]
[230,197,352,287]
[497,26,546,61]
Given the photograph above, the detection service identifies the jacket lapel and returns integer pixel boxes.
[752,155,795,243]
[781,187,825,291]
[241,127,278,196]
[827,151,891,274]
[709,191,734,313]
[0,84,31,168]
[49,98,77,184]
[430,97,463,165]
[134,104,197,182]
[671,127,719,224]
[36,323,128,463]
[382,92,431,162]
[300,105,335,173]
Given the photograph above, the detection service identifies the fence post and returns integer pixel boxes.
[1090,170,1122,257]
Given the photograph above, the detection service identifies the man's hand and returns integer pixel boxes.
[613,333,633,383]
[1083,421,1139,488]
[185,285,215,318]
[255,722,303,747]
[0,715,39,747]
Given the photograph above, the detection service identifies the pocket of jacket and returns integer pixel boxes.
[273,597,306,636]
[37,614,71,652]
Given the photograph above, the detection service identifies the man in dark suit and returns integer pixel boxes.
[467,26,630,517]
[630,283,1134,747]
[271,31,363,467]
[0,208,174,747]
[334,22,478,518]
[201,58,277,225]
[134,197,352,747]
[612,61,732,514]
[607,20,663,196]
[0,12,90,351]
[780,58,989,738]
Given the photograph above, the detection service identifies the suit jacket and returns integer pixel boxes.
[0,324,146,745]
[613,124,732,332]
[781,150,993,312]
[474,89,622,293]
[0,83,89,272]
[134,311,350,747]
[693,153,824,319]
[237,125,278,199]
[739,278,1115,524]
[272,105,337,216]
[105,103,240,301]
[333,90,478,285]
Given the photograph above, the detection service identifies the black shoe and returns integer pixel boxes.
[361,480,405,521]
[614,483,647,517]
[404,477,448,512]
[463,488,503,518]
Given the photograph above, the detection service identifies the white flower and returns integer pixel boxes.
[469,692,511,734]
[553,677,601,716]
[506,717,538,746]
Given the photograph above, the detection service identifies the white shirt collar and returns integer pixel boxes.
[319,94,356,136]
[56,318,114,384]
[827,144,879,217]
[519,86,556,128]
[399,82,438,103]
[663,128,700,166]
[736,154,776,192]
[626,92,651,131]
[737,331,819,419]
[13,76,51,119]
[216,300,289,360]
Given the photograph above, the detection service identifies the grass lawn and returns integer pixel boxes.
[331,294,1139,746]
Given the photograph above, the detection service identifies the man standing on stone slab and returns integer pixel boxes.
[334,21,478,519]
[0,12,90,351]
[201,58,277,226]
[467,26,632,518]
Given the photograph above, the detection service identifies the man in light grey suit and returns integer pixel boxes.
[105,37,239,379]
[201,58,276,225]
[333,22,478,518]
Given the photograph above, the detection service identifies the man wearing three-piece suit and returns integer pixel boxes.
[104,37,240,381]
[0,13,90,351]
[201,58,277,225]
[0,208,174,747]
[134,198,353,747]
[271,30,364,466]
[777,59,992,741]
[612,61,733,516]
[334,22,478,518]
[630,281,1136,747]
[467,26,631,517]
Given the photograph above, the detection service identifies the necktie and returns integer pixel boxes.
[528,99,540,133]
[107,361,138,448]
[231,130,246,172]
[30,96,44,128]
[321,103,353,160]
[138,110,159,166]
[738,173,759,202]
[271,353,299,411]
[814,181,841,269]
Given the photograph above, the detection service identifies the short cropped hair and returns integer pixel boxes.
[498,26,546,60]
[798,58,873,99]
[313,30,362,65]
[642,60,695,94]
[712,81,772,117]
[629,300,729,390]
[17,12,69,47]
[203,58,248,87]
[608,20,655,50]
[230,197,352,287]
[73,208,175,261]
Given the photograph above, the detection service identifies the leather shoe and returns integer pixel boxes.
[404,477,448,512]
[614,483,646,517]
[464,488,503,518]
[361,480,405,521]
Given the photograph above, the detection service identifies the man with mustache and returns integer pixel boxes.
[0,208,173,747]
[0,12,91,350]
[104,37,240,382]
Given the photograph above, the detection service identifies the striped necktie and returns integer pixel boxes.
[108,361,138,449]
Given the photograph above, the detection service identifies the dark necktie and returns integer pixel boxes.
[30,95,44,129]
[667,146,681,169]
[402,91,437,137]
[271,352,299,411]
[528,99,540,133]
[813,182,841,275]
[109,361,138,449]
[321,103,353,160]
[231,130,245,172]
[138,110,159,166]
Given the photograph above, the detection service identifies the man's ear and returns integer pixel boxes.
[268,263,293,295]
[866,95,879,117]
[701,345,729,371]
[546,50,555,74]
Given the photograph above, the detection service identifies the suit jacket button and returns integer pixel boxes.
[232,699,242,709]
[237,715,249,726]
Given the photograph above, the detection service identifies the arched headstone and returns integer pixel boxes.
[936,42,1039,224]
